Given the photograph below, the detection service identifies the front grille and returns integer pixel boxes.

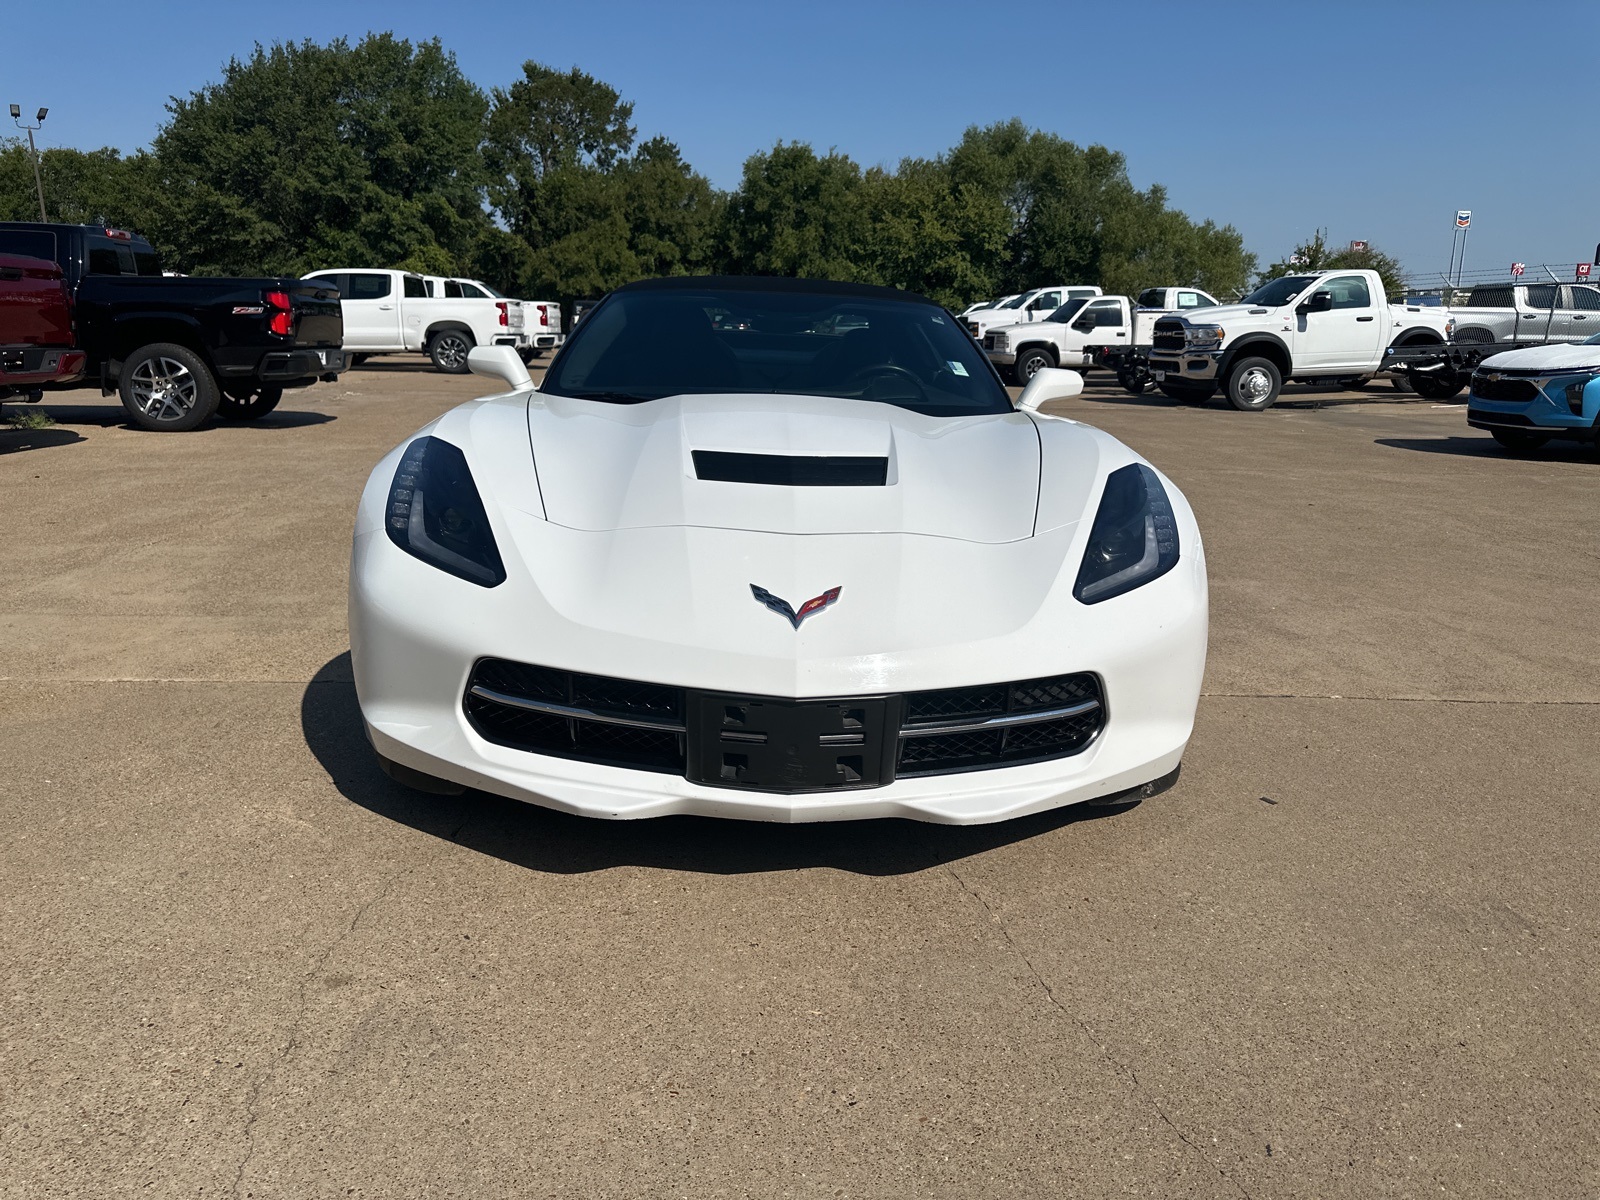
[896,674,1105,777]
[464,660,1104,793]
[465,660,686,773]
[1152,317,1186,352]
[1470,375,1540,403]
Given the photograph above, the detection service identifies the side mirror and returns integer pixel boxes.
[1298,291,1334,314]
[1016,366,1083,412]
[467,345,534,391]
[1072,317,1096,333]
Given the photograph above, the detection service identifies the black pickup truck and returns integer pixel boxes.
[0,222,345,431]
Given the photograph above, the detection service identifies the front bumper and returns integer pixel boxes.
[1467,374,1599,436]
[985,348,1016,366]
[350,521,1207,825]
[1148,351,1221,382]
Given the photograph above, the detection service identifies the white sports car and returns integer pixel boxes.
[349,277,1207,824]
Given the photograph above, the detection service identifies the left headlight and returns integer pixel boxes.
[1184,324,1224,349]
[1074,464,1180,604]
[386,436,506,587]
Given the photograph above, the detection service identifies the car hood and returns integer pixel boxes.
[520,391,1044,544]
[1480,343,1600,372]
[1159,303,1273,326]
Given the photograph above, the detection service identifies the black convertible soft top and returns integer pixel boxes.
[616,274,939,307]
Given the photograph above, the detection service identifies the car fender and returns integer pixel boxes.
[424,319,478,346]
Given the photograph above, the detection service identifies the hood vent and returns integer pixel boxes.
[692,450,889,487]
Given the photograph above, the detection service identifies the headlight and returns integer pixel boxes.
[1074,464,1180,604]
[1184,324,1224,349]
[386,436,506,587]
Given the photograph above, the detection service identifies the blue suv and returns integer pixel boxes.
[1467,332,1600,452]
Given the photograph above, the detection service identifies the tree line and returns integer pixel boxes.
[0,34,1269,309]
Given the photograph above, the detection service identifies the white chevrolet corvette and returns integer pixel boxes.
[349,277,1207,823]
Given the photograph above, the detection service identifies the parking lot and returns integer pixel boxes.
[2,363,1596,1197]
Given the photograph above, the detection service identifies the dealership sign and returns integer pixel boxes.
[1511,262,1525,276]
[1349,240,1368,251]
[1579,263,1593,280]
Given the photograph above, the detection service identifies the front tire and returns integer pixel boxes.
[1117,368,1150,395]
[1490,429,1552,453]
[1225,356,1282,411]
[217,385,283,421]
[428,329,474,374]
[1013,347,1054,384]
[118,343,220,432]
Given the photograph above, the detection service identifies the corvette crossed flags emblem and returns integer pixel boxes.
[750,584,842,629]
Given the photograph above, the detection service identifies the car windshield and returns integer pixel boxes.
[1046,298,1090,323]
[542,285,1012,416]
[997,293,1030,310]
[1585,331,1600,345]
[1240,275,1319,307]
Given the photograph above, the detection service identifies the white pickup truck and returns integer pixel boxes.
[984,288,1221,383]
[965,285,1101,340]
[302,268,524,374]
[428,276,565,360]
[1144,269,1453,409]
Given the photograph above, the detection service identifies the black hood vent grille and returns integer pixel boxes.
[692,450,888,487]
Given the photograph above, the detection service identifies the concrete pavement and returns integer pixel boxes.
[1,365,1595,1197]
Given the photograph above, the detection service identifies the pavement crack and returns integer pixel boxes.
[945,863,1251,1200]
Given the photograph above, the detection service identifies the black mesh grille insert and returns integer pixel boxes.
[1470,375,1540,403]
[897,672,1105,777]
[462,660,1103,787]
[465,660,685,773]
[692,451,889,487]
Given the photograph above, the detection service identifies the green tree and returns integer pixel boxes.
[151,34,491,276]
[719,142,873,281]
[1260,230,1406,298]
[858,157,1011,308]
[0,140,159,230]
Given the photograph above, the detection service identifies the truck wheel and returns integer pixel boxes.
[1117,369,1149,395]
[119,343,221,432]
[1225,357,1282,411]
[1013,348,1054,384]
[217,385,283,421]
[1410,372,1465,401]
[1157,382,1215,404]
[1388,374,1414,394]
[428,330,474,374]
[1489,429,1552,453]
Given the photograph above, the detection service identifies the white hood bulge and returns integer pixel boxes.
[1480,343,1600,372]
[523,392,1043,544]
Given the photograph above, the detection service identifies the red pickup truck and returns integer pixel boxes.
[0,252,85,402]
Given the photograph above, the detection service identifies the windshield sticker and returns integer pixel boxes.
[947,361,969,376]
[931,314,945,324]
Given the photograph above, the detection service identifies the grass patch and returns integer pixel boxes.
[3,408,56,431]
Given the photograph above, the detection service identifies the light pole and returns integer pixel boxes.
[9,104,49,222]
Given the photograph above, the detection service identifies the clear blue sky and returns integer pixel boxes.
[8,0,1599,282]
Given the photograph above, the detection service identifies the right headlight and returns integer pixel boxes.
[1184,324,1225,349]
[1074,464,1180,604]
[385,436,506,587]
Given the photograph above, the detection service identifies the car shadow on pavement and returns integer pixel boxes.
[1376,436,1598,462]
[22,402,337,431]
[300,653,1137,876]
[0,425,87,454]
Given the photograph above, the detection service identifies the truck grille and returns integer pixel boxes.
[1470,374,1540,403]
[463,660,1105,793]
[1152,317,1186,352]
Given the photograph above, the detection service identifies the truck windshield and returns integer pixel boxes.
[996,293,1030,309]
[1046,299,1090,323]
[1241,276,1319,307]
[542,286,1012,416]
